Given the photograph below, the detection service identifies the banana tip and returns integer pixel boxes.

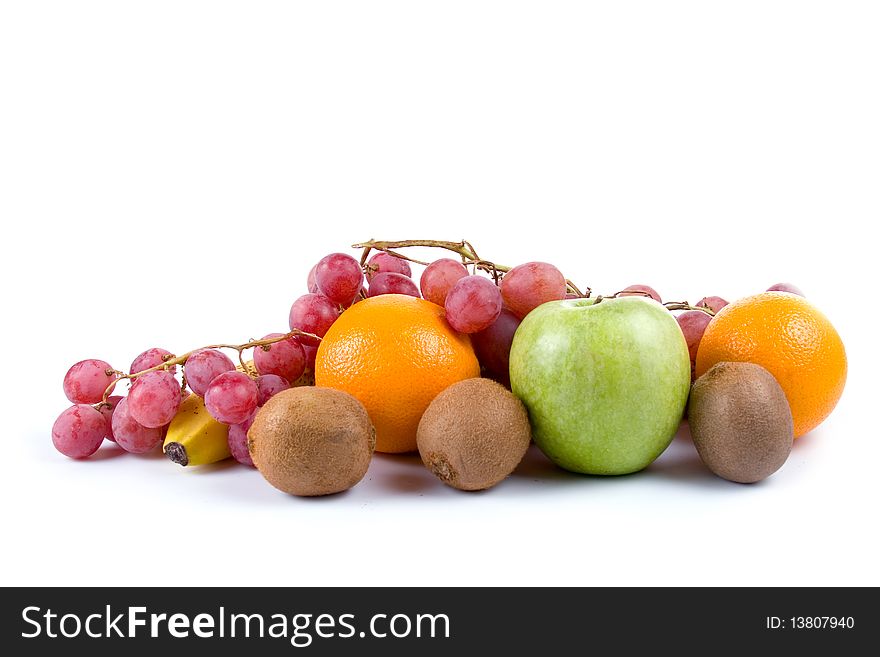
[165,442,189,467]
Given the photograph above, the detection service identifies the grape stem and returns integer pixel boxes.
[353,239,716,316]
[353,239,590,297]
[662,302,715,315]
[96,329,321,405]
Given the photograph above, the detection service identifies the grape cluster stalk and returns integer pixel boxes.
[97,329,321,406]
[354,238,714,316]
[353,238,590,297]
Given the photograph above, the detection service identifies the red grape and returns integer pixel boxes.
[500,262,567,319]
[676,310,713,380]
[52,405,107,459]
[128,370,182,428]
[420,258,468,306]
[315,253,364,306]
[63,359,117,404]
[228,411,256,467]
[306,264,319,293]
[366,252,412,281]
[695,296,728,313]
[619,284,661,303]
[130,347,176,375]
[205,371,259,425]
[255,373,291,406]
[288,293,340,346]
[445,275,503,333]
[767,283,804,296]
[112,397,166,454]
[470,307,521,387]
[302,343,318,372]
[184,349,235,397]
[368,272,421,298]
[98,395,124,442]
[253,333,305,383]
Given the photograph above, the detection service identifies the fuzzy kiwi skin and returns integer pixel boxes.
[248,387,375,496]
[688,362,794,484]
[417,378,532,491]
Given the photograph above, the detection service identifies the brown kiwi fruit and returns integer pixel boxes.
[688,361,794,483]
[417,378,531,491]
[248,386,375,496]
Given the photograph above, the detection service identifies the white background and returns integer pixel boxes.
[1,1,878,587]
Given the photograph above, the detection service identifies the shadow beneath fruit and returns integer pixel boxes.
[288,488,358,503]
[381,471,441,495]
[182,459,242,475]
[362,435,738,498]
[643,422,728,488]
[791,427,823,453]
[366,453,448,496]
[508,445,584,484]
[133,448,169,461]
[774,425,824,485]
[482,445,596,497]
[86,443,129,462]
[370,449,592,497]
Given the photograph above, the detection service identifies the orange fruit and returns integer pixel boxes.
[695,292,846,438]
[315,294,480,453]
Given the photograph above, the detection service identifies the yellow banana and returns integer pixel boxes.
[163,394,231,466]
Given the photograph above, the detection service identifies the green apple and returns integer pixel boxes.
[509,296,690,475]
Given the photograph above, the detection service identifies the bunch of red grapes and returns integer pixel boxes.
[53,244,745,463]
